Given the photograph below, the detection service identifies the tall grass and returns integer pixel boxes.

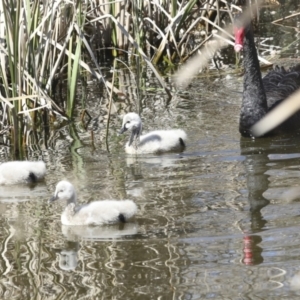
[0,0,251,155]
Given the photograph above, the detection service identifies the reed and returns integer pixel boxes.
[0,0,252,154]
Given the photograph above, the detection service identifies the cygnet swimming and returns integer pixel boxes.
[0,161,46,185]
[49,180,137,226]
[119,112,187,154]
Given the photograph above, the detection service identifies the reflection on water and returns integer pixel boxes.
[3,101,300,298]
[2,100,300,299]
[59,241,79,271]
[0,183,47,203]
[61,223,138,241]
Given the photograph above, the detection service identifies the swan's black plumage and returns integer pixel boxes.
[234,11,300,137]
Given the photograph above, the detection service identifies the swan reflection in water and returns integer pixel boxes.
[0,183,47,203]
[61,222,138,242]
[59,241,79,271]
[239,132,300,266]
[58,223,138,271]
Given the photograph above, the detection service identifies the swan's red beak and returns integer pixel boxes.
[234,27,245,52]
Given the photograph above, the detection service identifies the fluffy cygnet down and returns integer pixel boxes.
[0,161,46,185]
[119,112,187,154]
[49,180,137,226]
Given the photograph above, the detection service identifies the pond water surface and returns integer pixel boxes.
[1,3,300,299]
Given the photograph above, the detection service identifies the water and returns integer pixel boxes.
[1,3,300,299]
[4,81,300,299]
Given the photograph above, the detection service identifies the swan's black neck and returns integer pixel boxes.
[239,25,268,137]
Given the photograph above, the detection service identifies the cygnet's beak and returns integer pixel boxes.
[49,195,58,203]
[119,126,127,134]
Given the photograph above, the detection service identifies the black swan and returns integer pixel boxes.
[234,9,300,137]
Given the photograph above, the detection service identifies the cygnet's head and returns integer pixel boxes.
[49,180,76,204]
[119,113,142,146]
[119,113,142,134]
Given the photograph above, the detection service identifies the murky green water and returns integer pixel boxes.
[1,2,300,299]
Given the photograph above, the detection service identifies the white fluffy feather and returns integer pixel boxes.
[50,181,137,226]
[0,161,46,185]
[120,112,187,154]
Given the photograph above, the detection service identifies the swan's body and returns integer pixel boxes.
[119,112,187,154]
[49,181,137,226]
[234,10,300,137]
[0,161,46,185]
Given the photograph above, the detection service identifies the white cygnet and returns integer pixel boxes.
[49,180,137,226]
[0,161,46,185]
[119,112,187,154]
